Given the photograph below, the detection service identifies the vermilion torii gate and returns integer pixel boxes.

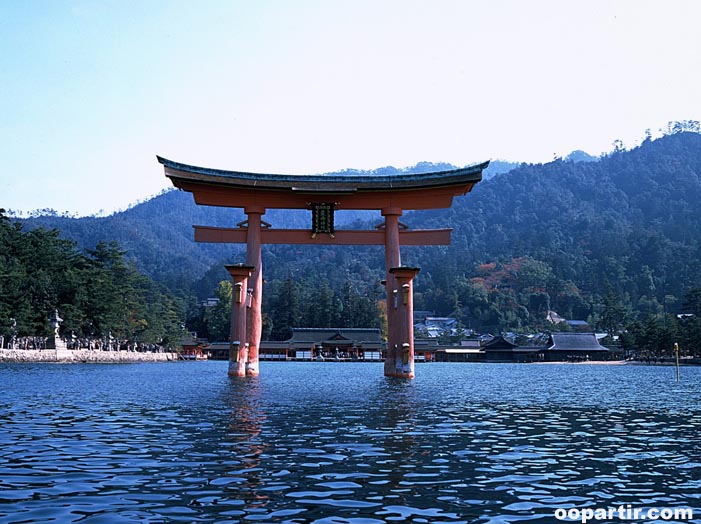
[159,156,487,378]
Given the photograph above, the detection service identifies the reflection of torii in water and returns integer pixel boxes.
[225,378,268,511]
[158,156,487,378]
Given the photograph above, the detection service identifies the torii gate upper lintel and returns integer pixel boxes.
[158,156,488,379]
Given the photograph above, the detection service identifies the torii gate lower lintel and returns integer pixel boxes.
[159,156,488,378]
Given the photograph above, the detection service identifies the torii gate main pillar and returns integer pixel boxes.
[244,207,264,376]
[382,207,421,378]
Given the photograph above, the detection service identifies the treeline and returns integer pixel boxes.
[413,256,591,333]
[618,289,701,358]
[0,210,185,347]
[188,276,383,342]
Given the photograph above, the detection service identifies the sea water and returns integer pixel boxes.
[1,361,699,523]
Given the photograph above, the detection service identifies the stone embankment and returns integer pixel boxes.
[0,349,180,363]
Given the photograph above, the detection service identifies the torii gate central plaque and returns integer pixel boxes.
[159,156,487,378]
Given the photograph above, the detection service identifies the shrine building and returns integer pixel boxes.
[159,156,487,378]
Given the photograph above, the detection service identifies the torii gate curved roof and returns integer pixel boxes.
[158,156,488,210]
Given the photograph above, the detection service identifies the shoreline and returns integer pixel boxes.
[2,351,696,367]
[0,348,180,364]
[529,360,629,365]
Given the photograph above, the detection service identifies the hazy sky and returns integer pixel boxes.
[2,0,700,216]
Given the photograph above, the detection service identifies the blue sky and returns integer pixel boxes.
[2,0,700,216]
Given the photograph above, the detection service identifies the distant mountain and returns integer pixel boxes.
[21,190,233,292]
[316,159,519,180]
[482,160,520,178]
[564,150,598,163]
[20,160,515,292]
[19,132,701,332]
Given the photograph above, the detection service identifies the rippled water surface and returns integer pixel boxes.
[1,362,700,523]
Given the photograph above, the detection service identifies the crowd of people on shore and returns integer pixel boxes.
[0,334,169,353]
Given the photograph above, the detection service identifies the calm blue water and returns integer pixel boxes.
[0,362,700,524]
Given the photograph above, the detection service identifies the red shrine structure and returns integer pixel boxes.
[159,156,487,378]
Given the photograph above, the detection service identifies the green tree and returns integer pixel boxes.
[308,281,339,327]
[207,281,233,341]
[682,288,701,315]
[269,278,302,340]
[599,285,628,338]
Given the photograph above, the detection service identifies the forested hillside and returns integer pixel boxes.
[20,190,244,292]
[16,130,701,350]
[0,212,183,345]
[406,131,701,330]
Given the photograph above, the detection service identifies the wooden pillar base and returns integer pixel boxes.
[228,342,249,377]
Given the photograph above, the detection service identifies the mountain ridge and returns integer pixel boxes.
[18,159,519,289]
[18,132,701,332]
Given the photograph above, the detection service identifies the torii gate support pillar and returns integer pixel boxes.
[225,264,254,377]
[387,266,420,378]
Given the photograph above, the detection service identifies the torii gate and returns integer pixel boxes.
[159,156,487,378]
